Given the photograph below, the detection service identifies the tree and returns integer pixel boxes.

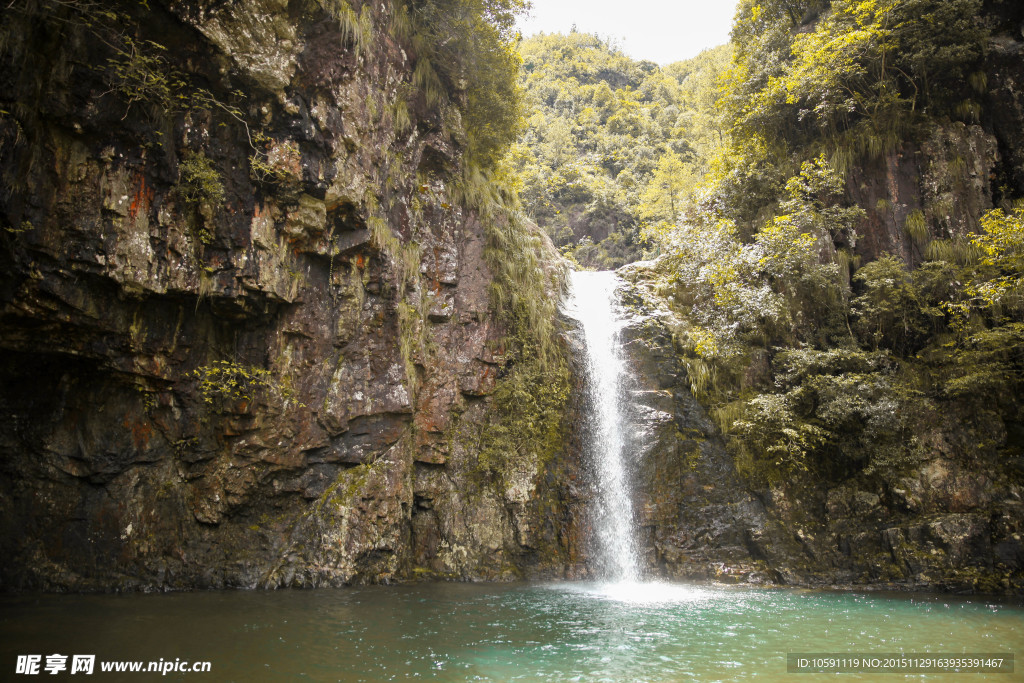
[641,151,690,224]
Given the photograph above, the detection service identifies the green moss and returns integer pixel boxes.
[476,353,571,486]
[952,567,1006,594]
[364,193,428,396]
[328,472,364,507]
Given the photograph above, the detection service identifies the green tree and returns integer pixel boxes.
[852,255,927,354]
[640,150,690,224]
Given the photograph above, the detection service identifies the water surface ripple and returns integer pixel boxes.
[2,582,1021,681]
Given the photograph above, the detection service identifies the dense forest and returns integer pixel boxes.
[510,33,731,268]
[636,0,1023,489]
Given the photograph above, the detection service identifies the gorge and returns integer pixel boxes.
[1,0,1023,601]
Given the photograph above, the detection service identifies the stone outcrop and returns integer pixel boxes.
[0,0,582,590]
[615,267,1024,593]
[611,279,795,585]
[847,122,1000,265]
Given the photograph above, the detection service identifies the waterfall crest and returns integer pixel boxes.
[564,270,641,581]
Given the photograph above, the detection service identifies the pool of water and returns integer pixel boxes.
[1,581,1021,681]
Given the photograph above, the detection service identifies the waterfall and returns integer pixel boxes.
[564,270,641,582]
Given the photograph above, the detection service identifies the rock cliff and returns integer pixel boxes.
[0,0,582,590]
[615,272,1024,592]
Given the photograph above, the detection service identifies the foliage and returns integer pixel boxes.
[477,354,571,483]
[732,392,829,476]
[105,37,185,114]
[171,151,225,244]
[780,154,865,244]
[674,196,1024,480]
[704,0,991,240]
[456,161,567,370]
[940,204,1024,330]
[510,33,731,267]
[174,152,224,207]
[658,156,855,385]
[192,361,274,406]
[942,323,1024,401]
[664,194,1024,482]
[851,254,928,353]
[974,206,1024,269]
[783,0,909,137]
[399,0,528,168]
[95,12,248,128]
[637,0,1017,485]
[727,0,986,147]
[191,360,303,413]
[317,0,374,57]
[733,346,919,480]
[639,151,691,237]
[249,132,303,198]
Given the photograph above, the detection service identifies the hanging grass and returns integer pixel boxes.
[318,0,374,57]
[904,209,930,246]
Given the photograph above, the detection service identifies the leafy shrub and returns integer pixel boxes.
[175,152,224,208]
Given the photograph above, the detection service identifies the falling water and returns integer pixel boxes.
[564,270,641,581]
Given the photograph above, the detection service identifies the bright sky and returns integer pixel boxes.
[517,0,740,65]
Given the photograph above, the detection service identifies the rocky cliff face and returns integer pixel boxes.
[616,269,1024,593]
[0,0,582,590]
[847,122,1000,264]
[847,7,1024,264]
[613,302,782,584]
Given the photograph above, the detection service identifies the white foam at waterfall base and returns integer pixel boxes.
[556,580,715,605]
[563,270,641,583]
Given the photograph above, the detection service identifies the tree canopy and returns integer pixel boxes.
[509,32,731,268]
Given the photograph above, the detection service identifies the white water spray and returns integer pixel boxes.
[564,270,641,582]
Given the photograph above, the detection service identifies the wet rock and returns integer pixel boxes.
[617,260,1024,594]
[0,0,582,591]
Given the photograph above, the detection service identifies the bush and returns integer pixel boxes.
[175,152,224,208]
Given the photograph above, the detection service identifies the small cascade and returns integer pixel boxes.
[564,270,641,582]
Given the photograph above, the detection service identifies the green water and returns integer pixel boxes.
[1,581,1021,681]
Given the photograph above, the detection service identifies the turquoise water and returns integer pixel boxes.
[1,581,1021,681]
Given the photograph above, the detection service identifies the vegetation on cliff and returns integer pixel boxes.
[3,0,1022,592]
[2,0,560,389]
[626,0,1024,489]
